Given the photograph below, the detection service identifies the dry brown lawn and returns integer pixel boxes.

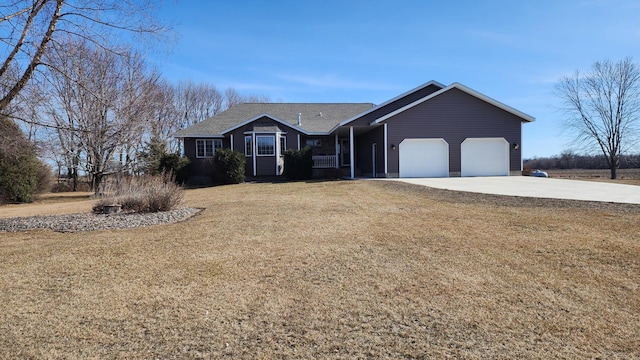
[0,192,94,219]
[549,168,640,186]
[0,180,639,359]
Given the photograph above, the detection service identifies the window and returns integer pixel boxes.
[280,135,286,154]
[256,135,275,156]
[245,136,252,157]
[196,139,222,158]
[306,138,321,147]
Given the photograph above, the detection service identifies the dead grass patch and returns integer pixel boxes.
[549,168,640,185]
[0,180,638,358]
[0,192,94,218]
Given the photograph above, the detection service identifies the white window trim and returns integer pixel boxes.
[280,135,287,154]
[245,136,252,157]
[195,139,222,158]
[252,133,256,176]
[256,135,275,156]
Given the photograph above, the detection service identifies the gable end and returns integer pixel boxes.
[371,83,535,125]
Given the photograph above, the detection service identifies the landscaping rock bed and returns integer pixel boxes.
[0,207,200,233]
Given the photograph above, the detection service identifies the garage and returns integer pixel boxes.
[461,138,509,177]
[399,138,449,177]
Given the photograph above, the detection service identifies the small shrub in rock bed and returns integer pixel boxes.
[93,173,183,214]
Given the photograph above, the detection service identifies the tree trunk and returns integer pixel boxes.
[93,173,104,195]
[72,154,79,192]
[610,162,617,180]
[72,169,78,192]
[609,153,618,179]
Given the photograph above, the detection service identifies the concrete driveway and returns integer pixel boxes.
[389,176,640,204]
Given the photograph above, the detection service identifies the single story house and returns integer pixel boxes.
[173,80,534,182]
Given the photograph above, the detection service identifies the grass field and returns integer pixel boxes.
[547,168,640,186]
[0,179,639,358]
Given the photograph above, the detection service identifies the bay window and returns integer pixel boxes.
[256,135,275,156]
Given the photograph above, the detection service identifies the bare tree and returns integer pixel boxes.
[146,80,181,153]
[174,80,224,128]
[0,0,168,114]
[44,38,158,191]
[224,87,244,109]
[556,58,640,179]
[224,87,270,110]
[147,82,270,158]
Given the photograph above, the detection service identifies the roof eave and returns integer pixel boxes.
[172,133,224,139]
[220,113,310,135]
[370,82,536,125]
[329,80,446,132]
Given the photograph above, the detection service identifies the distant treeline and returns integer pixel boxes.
[524,153,640,170]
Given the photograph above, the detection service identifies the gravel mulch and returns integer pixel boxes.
[0,207,201,233]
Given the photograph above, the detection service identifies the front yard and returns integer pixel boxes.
[0,180,638,358]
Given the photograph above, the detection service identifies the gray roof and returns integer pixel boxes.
[173,103,375,137]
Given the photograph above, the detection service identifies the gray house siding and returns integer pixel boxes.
[225,117,307,177]
[183,138,216,184]
[346,84,443,128]
[176,82,532,181]
[255,155,276,176]
[355,126,384,177]
[303,136,336,156]
[228,127,252,175]
[383,88,523,175]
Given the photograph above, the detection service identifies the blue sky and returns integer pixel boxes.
[153,0,640,159]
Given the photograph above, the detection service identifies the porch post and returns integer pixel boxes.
[275,132,280,176]
[297,134,301,150]
[252,133,257,177]
[230,134,234,151]
[349,126,354,179]
[383,123,388,176]
[335,133,339,169]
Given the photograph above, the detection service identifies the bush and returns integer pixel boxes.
[92,173,184,214]
[213,148,245,184]
[51,180,91,193]
[0,116,44,204]
[138,138,191,184]
[35,162,53,194]
[158,152,190,184]
[283,146,313,180]
[0,152,39,203]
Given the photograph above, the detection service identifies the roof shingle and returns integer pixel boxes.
[173,103,375,137]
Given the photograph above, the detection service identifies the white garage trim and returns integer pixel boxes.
[461,137,509,177]
[399,138,449,178]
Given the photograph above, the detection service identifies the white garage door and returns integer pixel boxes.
[399,138,449,178]
[461,138,509,177]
